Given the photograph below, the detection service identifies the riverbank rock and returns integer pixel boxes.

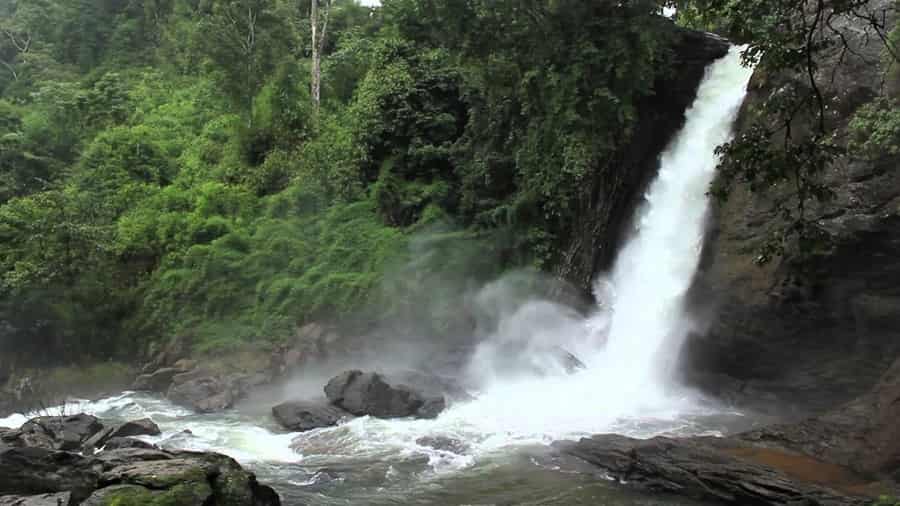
[2,415,104,452]
[132,367,181,393]
[558,434,874,506]
[0,492,72,505]
[167,373,269,414]
[82,418,160,452]
[0,447,100,503]
[101,437,156,451]
[324,370,446,419]
[271,401,351,432]
[0,424,282,505]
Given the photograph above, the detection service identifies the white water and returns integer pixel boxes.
[0,47,754,486]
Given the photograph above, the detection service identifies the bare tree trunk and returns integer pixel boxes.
[310,0,330,113]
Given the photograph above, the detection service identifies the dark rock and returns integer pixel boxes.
[132,367,181,393]
[271,401,350,432]
[558,434,869,506]
[81,427,114,454]
[170,368,208,386]
[0,447,99,503]
[324,370,446,419]
[108,418,160,439]
[0,418,281,506]
[101,437,156,451]
[0,492,72,506]
[416,436,469,454]
[18,415,104,451]
[92,448,173,467]
[683,0,900,414]
[551,346,586,373]
[737,355,900,477]
[167,373,268,413]
[167,377,235,413]
[382,370,472,402]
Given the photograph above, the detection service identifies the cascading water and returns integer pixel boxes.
[592,43,756,397]
[0,47,754,505]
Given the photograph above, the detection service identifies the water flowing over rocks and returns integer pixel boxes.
[555,27,731,290]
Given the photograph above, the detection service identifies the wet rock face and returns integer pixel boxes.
[556,26,730,292]
[324,370,446,419]
[558,435,871,506]
[683,0,900,413]
[0,426,282,506]
[271,401,350,432]
[2,415,104,452]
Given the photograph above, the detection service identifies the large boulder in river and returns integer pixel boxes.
[167,377,235,413]
[132,367,181,393]
[5,415,105,452]
[167,373,269,413]
[324,370,446,419]
[271,401,351,432]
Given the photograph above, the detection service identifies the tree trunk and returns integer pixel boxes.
[310,0,330,113]
[311,0,320,112]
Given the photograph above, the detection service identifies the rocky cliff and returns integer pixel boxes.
[555,27,730,291]
[683,0,900,416]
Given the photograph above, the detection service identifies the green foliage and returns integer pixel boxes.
[874,497,900,506]
[687,0,900,264]
[0,0,693,360]
[850,98,900,159]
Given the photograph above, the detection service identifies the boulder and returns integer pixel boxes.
[101,437,156,451]
[324,370,446,419]
[271,401,350,432]
[0,417,281,506]
[416,436,469,454]
[0,492,72,506]
[0,447,100,503]
[132,368,181,393]
[382,370,472,402]
[167,373,269,413]
[108,418,160,439]
[17,415,104,451]
[558,435,870,506]
[167,377,234,413]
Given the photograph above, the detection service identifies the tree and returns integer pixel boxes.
[310,0,332,112]
[196,0,294,124]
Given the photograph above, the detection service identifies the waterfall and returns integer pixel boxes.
[592,44,755,396]
[437,45,756,442]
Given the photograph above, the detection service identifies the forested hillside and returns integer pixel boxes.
[0,0,688,363]
[1,0,897,372]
